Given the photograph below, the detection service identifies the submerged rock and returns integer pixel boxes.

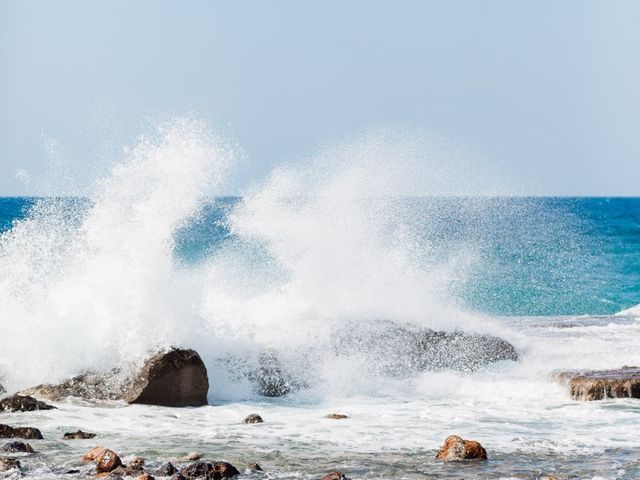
[23,348,209,407]
[0,457,21,471]
[435,435,487,461]
[0,394,55,412]
[247,463,263,472]
[325,413,348,420]
[243,413,263,424]
[63,430,97,440]
[3,441,34,453]
[0,424,43,439]
[552,367,640,400]
[320,472,350,480]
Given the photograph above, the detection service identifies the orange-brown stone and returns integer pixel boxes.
[435,435,487,461]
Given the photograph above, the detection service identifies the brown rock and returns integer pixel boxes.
[211,461,240,478]
[63,429,96,440]
[435,435,487,461]
[320,472,350,480]
[243,414,263,424]
[83,446,108,462]
[127,456,145,470]
[3,441,34,453]
[325,414,348,419]
[0,457,21,471]
[0,424,43,439]
[552,367,640,400]
[134,474,155,480]
[0,394,55,412]
[96,449,122,474]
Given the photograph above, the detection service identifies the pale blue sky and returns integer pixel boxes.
[1,0,639,196]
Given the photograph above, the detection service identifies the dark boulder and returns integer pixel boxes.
[0,457,21,471]
[181,461,239,479]
[124,349,209,407]
[63,430,96,440]
[0,424,43,439]
[23,348,209,407]
[435,435,487,461]
[552,367,640,400]
[3,441,34,453]
[243,414,263,424]
[0,394,55,412]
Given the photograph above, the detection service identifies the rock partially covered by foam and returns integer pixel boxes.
[435,435,487,461]
[23,348,209,407]
[0,394,56,412]
[320,472,350,480]
[552,367,640,400]
[0,457,21,472]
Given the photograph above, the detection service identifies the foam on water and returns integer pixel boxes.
[1,120,639,478]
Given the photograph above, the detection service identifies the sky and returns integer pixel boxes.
[0,0,639,196]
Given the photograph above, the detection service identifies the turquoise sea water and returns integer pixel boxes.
[2,196,637,318]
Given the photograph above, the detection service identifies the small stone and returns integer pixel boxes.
[63,429,97,440]
[0,394,55,412]
[0,424,43,439]
[3,441,34,453]
[211,461,240,478]
[127,457,145,470]
[243,414,263,424]
[134,473,155,480]
[178,452,202,461]
[0,457,21,471]
[435,435,487,461]
[320,472,350,480]
[95,449,122,474]
[247,463,263,472]
[325,414,348,420]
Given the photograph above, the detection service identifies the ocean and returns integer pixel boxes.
[0,126,639,479]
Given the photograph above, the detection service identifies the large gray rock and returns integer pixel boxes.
[23,348,209,407]
[224,320,518,397]
[552,367,640,400]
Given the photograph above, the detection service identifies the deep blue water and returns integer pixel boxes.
[1,196,638,317]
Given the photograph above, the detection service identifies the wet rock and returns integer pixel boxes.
[243,414,263,424]
[0,394,55,412]
[0,457,21,471]
[181,462,210,478]
[3,441,34,453]
[325,414,348,420]
[336,321,518,375]
[83,446,108,462]
[98,474,124,480]
[134,474,155,480]
[210,461,240,479]
[247,463,263,472]
[155,462,177,476]
[0,424,43,439]
[181,461,240,479]
[65,469,81,474]
[63,429,96,440]
[320,472,350,480]
[23,348,209,407]
[95,449,122,474]
[127,457,145,470]
[552,367,640,400]
[435,435,487,461]
[170,474,187,480]
[123,348,209,407]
